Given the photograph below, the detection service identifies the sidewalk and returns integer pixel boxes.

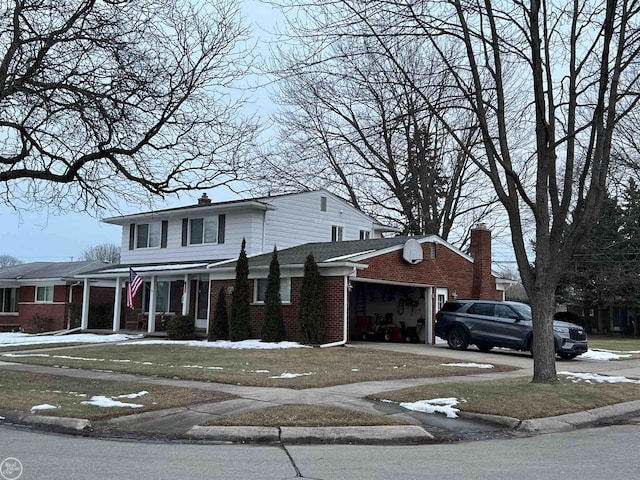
[2,342,640,444]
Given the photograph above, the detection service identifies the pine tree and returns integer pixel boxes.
[297,253,326,344]
[229,238,251,341]
[261,247,286,342]
[208,287,229,341]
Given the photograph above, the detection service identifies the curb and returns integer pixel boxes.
[517,399,640,433]
[0,410,91,433]
[185,425,432,444]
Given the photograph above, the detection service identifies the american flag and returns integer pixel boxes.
[127,268,143,308]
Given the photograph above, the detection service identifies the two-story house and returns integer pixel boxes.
[73,189,508,345]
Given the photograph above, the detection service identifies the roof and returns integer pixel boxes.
[0,261,111,282]
[209,235,461,270]
[101,189,397,232]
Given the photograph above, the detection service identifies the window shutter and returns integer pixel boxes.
[161,221,168,248]
[128,224,135,250]
[182,219,188,246]
[218,214,226,244]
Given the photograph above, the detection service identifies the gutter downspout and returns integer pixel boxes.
[320,270,353,348]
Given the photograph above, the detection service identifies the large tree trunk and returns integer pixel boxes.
[529,288,558,383]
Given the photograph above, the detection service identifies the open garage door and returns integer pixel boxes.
[349,280,433,344]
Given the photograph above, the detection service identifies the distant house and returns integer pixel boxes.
[72,188,509,344]
[0,261,114,332]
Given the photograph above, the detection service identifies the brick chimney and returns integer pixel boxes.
[197,193,212,206]
[469,223,496,299]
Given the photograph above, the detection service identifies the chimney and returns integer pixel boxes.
[469,223,495,299]
[197,193,212,206]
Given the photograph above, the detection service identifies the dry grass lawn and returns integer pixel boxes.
[0,343,518,388]
[205,404,409,427]
[371,376,640,420]
[0,369,234,420]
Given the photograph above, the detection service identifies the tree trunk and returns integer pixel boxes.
[529,289,558,383]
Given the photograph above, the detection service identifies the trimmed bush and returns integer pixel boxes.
[297,253,326,344]
[229,238,251,341]
[261,247,286,342]
[209,287,229,341]
[166,315,195,340]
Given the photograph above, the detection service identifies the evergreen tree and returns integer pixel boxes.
[297,253,326,344]
[209,287,229,341]
[261,247,286,342]
[229,238,251,341]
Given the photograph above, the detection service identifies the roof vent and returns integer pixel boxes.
[198,193,212,206]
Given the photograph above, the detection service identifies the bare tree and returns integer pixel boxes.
[259,20,500,244]
[80,243,120,264]
[272,0,640,382]
[0,254,21,266]
[0,0,258,214]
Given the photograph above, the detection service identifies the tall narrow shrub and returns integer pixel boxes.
[229,238,251,341]
[208,286,229,341]
[297,253,326,344]
[261,247,286,342]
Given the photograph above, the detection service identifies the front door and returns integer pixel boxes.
[195,279,210,329]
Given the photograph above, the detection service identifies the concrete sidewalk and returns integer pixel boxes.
[2,342,640,444]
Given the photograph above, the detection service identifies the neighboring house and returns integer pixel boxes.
[0,261,114,332]
[75,187,509,343]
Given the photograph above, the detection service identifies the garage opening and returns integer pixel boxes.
[348,280,432,344]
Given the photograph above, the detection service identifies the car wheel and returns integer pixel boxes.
[476,343,493,352]
[558,352,578,359]
[447,326,469,350]
[383,330,393,342]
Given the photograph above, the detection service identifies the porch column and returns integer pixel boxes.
[80,278,90,330]
[112,276,122,332]
[182,274,190,315]
[147,275,157,333]
[425,286,433,344]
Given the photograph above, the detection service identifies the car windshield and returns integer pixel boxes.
[509,303,532,319]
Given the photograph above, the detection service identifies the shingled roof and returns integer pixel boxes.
[0,261,110,281]
[210,236,435,270]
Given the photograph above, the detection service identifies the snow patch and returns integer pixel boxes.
[30,404,58,413]
[268,372,315,379]
[0,332,141,347]
[442,362,494,369]
[398,398,461,418]
[559,371,640,384]
[121,339,308,349]
[579,349,633,361]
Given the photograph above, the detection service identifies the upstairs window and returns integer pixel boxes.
[0,287,17,313]
[190,216,218,245]
[35,285,54,303]
[331,225,343,242]
[320,196,327,211]
[136,222,162,248]
[359,230,370,240]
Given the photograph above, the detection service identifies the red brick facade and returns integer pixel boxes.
[1,284,115,333]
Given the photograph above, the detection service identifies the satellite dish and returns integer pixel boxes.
[403,238,423,265]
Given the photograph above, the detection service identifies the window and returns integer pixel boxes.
[331,225,343,242]
[136,222,161,248]
[144,281,177,313]
[254,278,291,303]
[0,288,17,313]
[320,196,327,212]
[190,216,218,245]
[359,230,370,240]
[35,286,54,303]
[468,303,494,316]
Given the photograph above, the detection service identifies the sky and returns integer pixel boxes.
[0,1,518,266]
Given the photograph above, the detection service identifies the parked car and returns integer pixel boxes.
[435,300,588,359]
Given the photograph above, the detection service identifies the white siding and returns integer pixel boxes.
[119,208,266,265]
[264,191,377,250]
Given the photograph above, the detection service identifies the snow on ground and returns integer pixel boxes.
[0,332,141,347]
[398,398,461,418]
[30,404,58,413]
[442,362,494,369]
[579,349,633,361]
[268,372,315,379]
[559,371,640,384]
[121,339,308,349]
[81,391,148,408]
